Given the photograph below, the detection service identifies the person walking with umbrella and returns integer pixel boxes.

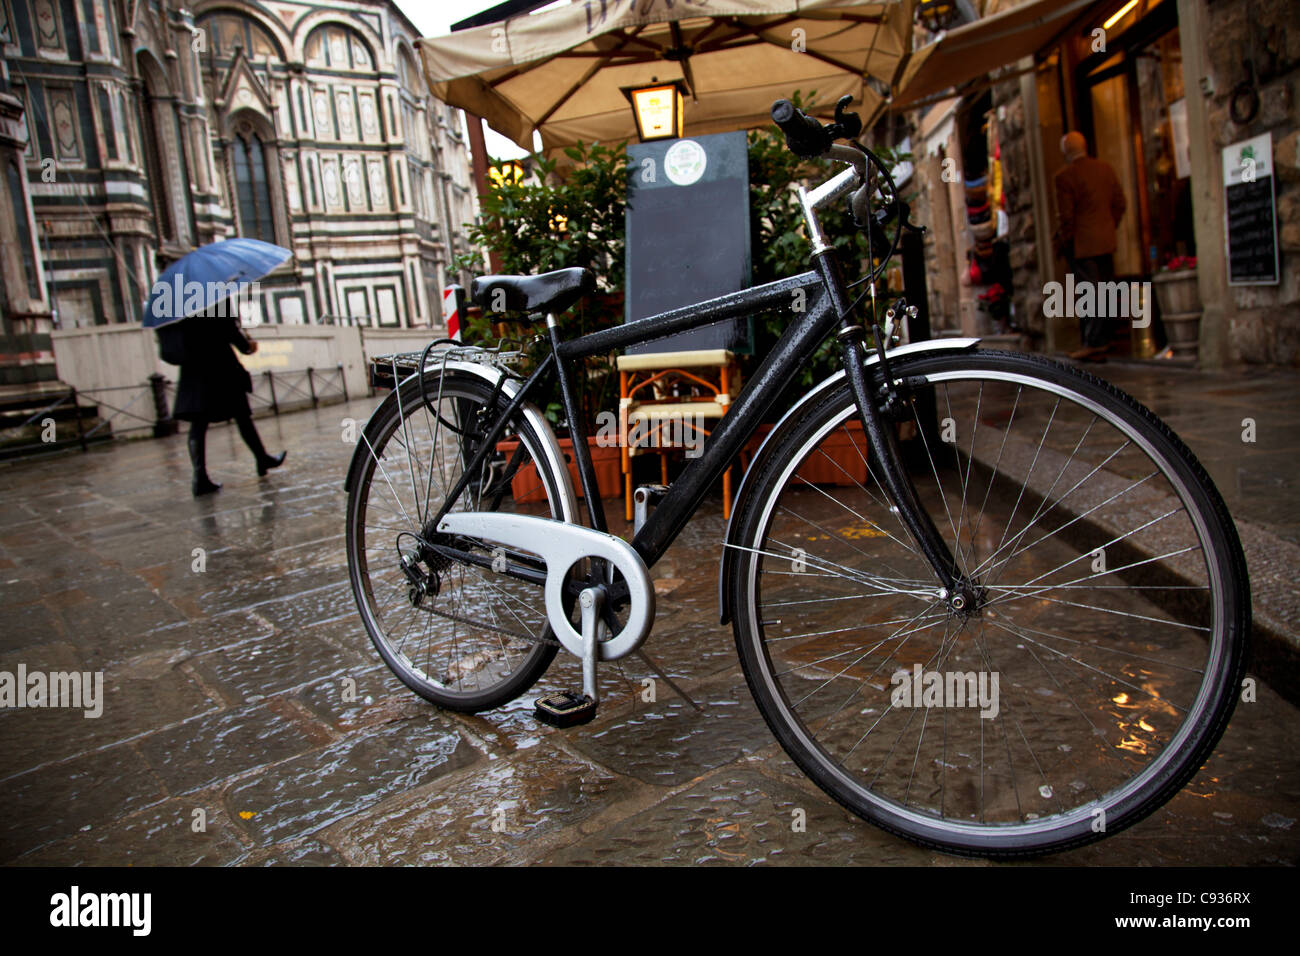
[146,239,289,496]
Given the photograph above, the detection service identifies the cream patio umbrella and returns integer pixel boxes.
[417,0,921,152]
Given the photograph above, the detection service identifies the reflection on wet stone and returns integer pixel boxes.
[326,743,638,865]
[15,798,248,867]
[544,768,919,866]
[222,716,476,847]
[569,692,774,786]
[135,702,324,796]
[0,391,1293,866]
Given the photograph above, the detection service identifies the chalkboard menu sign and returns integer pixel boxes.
[1222,132,1280,286]
[624,131,752,354]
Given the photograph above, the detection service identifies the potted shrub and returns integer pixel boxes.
[495,434,623,503]
[456,142,628,499]
[744,420,870,486]
[747,91,913,399]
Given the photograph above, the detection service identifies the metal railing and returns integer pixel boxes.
[0,363,349,462]
[247,364,348,415]
[0,378,167,462]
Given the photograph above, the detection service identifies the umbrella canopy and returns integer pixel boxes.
[417,0,919,152]
[893,0,1103,111]
[142,238,291,329]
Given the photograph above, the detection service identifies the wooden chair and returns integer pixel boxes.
[616,349,741,522]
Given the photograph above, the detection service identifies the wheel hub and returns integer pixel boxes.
[941,580,987,619]
[398,526,459,607]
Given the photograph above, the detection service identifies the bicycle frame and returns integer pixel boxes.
[430,150,964,603]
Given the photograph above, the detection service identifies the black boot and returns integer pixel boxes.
[257,451,287,477]
[188,423,221,496]
[236,413,286,476]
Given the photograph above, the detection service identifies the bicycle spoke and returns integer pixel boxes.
[735,352,1239,852]
[983,611,1190,712]
[348,377,555,710]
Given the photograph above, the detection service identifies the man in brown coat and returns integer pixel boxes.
[1054,131,1127,359]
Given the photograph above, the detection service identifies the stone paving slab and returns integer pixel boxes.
[0,743,167,856]
[220,715,478,848]
[323,740,644,866]
[14,797,251,867]
[0,380,1295,867]
[540,764,932,866]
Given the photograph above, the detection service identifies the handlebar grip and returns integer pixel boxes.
[771,99,830,159]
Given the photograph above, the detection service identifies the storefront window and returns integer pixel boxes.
[1134,27,1194,266]
[1074,1,1188,277]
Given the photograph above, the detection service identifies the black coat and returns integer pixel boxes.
[163,317,255,423]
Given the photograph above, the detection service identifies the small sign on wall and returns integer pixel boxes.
[1222,132,1280,286]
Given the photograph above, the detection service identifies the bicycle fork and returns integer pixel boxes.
[814,251,967,605]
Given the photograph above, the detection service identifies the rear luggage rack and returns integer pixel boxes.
[368,341,528,390]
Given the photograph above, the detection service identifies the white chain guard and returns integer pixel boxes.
[435,512,655,661]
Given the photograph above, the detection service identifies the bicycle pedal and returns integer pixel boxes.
[534,691,598,728]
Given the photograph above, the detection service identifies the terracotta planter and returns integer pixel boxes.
[496,436,623,502]
[745,419,869,486]
[1153,269,1200,314]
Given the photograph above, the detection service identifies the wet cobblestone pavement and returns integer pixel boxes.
[1,370,1297,866]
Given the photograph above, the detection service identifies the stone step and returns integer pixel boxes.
[0,382,111,458]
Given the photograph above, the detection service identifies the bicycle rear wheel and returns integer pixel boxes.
[729,349,1249,856]
[345,370,565,712]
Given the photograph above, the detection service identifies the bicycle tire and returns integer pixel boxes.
[345,371,563,712]
[729,349,1250,856]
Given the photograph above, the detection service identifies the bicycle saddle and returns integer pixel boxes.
[471,267,595,316]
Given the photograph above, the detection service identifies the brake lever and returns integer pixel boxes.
[828,94,862,142]
[873,199,927,235]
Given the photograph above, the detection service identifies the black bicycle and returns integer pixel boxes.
[344,97,1250,857]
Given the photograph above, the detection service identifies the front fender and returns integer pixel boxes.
[717,338,980,624]
[342,360,579,526]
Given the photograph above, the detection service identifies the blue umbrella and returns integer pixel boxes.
[141,238,291,328]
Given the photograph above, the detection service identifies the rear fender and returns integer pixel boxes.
[343,360,579,526]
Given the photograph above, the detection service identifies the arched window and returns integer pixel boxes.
[199,12,282,62]
[304,24,372,70]
[232,131,275,242]
[397,45,422,97]
[136,53,175,243]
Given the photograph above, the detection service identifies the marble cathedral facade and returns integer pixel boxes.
[1,0,478,384]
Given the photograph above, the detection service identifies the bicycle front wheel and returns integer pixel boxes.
[345,370,566,712]
[729,349,1249,856]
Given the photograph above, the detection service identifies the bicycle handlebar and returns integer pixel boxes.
[770,95,864,159]
[771,99,832,159]
[771,95,924,302]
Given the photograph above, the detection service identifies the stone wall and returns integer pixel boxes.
[1204,0,1300,365]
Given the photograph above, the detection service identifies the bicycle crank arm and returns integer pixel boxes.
[436,512,656,661]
